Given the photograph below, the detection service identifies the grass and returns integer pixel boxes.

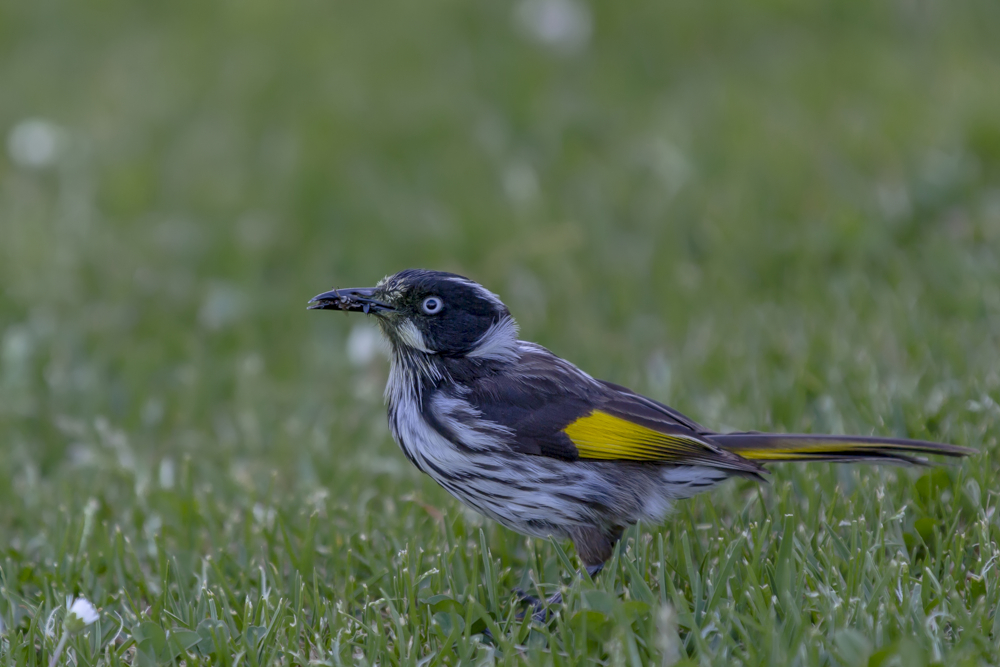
[2,0,1000,664]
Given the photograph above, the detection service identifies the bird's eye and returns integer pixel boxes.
[421,296,444,315]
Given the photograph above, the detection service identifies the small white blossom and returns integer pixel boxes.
[514,0,591,56]
[346,323,383,367]
[7,118,67,169]
[67,597,99,628]
[49,598,99,667]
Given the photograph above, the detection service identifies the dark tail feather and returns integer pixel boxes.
[711,433,975,466]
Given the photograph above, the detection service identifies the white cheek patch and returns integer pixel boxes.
[467,316,520,363]
[397,320,434,353]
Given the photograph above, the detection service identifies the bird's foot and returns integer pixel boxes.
[480,587,561,643]
[512,564,604,624]
[514,588,562,624]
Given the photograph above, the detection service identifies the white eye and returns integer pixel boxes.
[421,296,443,315]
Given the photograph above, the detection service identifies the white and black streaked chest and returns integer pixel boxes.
[384,360,433,473]
[384,356,514,477]
[383,354,458,477]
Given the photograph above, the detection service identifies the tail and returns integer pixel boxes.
[711,432,975,466]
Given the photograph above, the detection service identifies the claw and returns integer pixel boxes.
[514,588,561,624]
[514,588,542,611]
[499,565,606,632]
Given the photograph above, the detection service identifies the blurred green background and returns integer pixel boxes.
[2,0,1000,664]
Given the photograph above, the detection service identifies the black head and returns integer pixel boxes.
[309,269,517,358]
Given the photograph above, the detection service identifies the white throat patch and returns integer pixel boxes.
[396,320,434,354]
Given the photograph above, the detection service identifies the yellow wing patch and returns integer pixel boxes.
[563,410,709,462]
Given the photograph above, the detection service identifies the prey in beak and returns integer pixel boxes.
[307,287,394,315]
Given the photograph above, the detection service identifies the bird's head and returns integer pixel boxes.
[309,269,519,360]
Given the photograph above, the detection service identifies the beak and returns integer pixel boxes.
[307,287,394,314]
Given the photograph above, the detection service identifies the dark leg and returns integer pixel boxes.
[570,525,620,570]
[515,526,621,623]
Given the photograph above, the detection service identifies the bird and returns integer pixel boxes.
[308,268,973,612]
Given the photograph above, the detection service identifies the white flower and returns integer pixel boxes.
[49,598,100,667]
[7,118,67,169]
[514,0,592,56]
[67,598,99,629]
[346,323,383,367]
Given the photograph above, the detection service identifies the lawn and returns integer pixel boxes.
[2,0,1000,664]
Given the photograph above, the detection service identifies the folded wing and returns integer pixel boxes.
[464,343,764,476]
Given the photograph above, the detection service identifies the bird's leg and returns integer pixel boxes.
[515,527,620,623]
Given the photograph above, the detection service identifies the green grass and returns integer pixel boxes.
[2,0,1000,664]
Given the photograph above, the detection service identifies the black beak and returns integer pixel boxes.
[307,287,394,314]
